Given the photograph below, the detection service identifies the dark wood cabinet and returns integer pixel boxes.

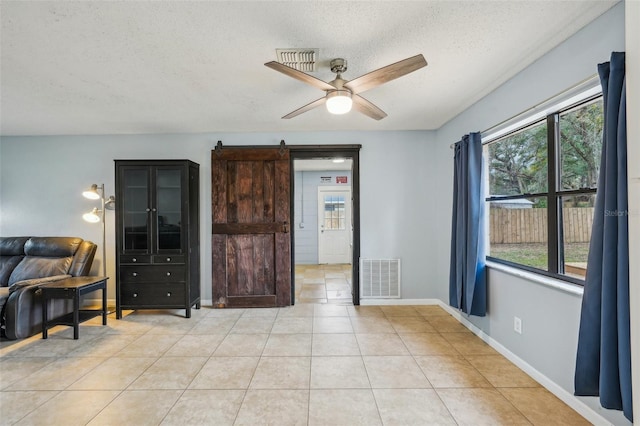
[115,160,200,318]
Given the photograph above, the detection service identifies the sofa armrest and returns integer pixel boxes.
[3,275,73,340]
[8,274,72,293]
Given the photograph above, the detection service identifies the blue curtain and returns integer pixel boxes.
[449,132,486,316]
[574,52,632,422]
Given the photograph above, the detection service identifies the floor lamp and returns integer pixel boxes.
[82,184,115,277]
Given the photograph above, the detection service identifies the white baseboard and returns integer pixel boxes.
[436,301,616,426]
[85,295,618,424]
[359,298,616,425]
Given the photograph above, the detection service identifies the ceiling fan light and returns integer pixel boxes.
[326,90,353,115]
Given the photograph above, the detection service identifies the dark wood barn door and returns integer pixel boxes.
[211,144,291,308]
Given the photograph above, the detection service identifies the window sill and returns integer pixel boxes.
[485,260,584,296]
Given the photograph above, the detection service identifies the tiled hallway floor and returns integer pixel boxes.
[295,264,352,304]
[0,302,590,425]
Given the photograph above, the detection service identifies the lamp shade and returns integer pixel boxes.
[82,184,101,200]
[326,90,353,115]
[82,208,101,223]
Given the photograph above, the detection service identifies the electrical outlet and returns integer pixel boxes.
[514,316,523,334]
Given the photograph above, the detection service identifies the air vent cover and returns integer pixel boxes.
[276,48,319,72]
[360,258,401,298]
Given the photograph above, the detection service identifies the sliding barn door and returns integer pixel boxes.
[211,145,291,307]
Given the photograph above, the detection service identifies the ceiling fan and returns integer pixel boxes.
[265,54,427,120]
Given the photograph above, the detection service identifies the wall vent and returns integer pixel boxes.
[360,258,401,298]
[276,48,319,72]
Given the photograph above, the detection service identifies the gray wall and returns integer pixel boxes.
[0,2,636,421]
[293,170,352,265]
[625,0,640,419]
[433,3,629,424]
[0,130,436,302]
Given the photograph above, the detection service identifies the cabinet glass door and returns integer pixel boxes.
[156,168,182,251]
[122,168,149,251]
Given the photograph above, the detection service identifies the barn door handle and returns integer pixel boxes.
[283,221,289,233]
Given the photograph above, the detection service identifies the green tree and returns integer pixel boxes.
[488,100,603,209]
[560,101,603,200]
[488,122,547,197]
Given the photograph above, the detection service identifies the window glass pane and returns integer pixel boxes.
[560,99,603,190]
[323,195,346,230]
[156,169,182,250]
[123,168,148,251]
[488,121,548,196]
[488,196,548,271]
[560,194,595,279]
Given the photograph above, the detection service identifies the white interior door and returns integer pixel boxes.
[318,186,352,264]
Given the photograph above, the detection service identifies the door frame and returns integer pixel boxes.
[289,144,362,306]
[317,185,352,264]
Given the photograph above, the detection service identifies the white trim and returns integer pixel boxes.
[486,260,584,296]
[482,75,601,143]
[436,300,616,426]
[362,297,617,425]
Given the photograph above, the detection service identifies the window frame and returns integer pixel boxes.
[485,93,602,285]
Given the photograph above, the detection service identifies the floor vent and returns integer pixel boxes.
[360,258,401,298]
[276,48,318,72]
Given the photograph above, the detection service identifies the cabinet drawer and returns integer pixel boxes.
[153,255,185,264]
[120,255,151,264]
[120,265,186,283]
[120,283,186,306]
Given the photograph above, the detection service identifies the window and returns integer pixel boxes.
[486,96,603,283]
[323,195,346,230]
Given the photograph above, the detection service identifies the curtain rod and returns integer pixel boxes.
[449,73,600,149]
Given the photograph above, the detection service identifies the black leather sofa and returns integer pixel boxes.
[0,237,97,339]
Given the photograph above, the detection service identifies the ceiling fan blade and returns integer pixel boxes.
[282,97,326,119]
[344,54,428,94]
[352,95,387,120]
[265,61,335,91]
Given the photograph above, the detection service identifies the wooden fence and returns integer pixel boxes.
[490,207,594,244]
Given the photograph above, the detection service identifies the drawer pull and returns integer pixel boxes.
[166,257,171,262]
[166,272,171,276]
[132,258,137,262]
[133,293,138,298]
[132,272,138,277]
[167,292,172,297]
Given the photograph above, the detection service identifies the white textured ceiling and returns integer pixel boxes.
[0,1,617,136]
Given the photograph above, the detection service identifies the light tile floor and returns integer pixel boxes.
[0,302,590,425]
[295,264,353,304]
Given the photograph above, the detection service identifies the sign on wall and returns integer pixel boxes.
[336,176,348,184]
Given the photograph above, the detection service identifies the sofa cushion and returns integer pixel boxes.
[0,237,29,256]
[24,237,82,257]
[0,256,24,287]
[0,237,30,287]
[8,257,73,286]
